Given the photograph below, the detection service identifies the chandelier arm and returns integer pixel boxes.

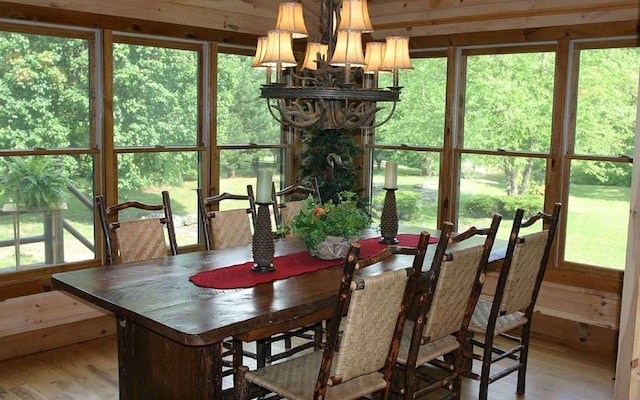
[266,98,287,126]
[372,101,398,129]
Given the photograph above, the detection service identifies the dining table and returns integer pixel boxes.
[51,230,506,400]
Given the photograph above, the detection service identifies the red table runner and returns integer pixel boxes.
[189,234,437,289]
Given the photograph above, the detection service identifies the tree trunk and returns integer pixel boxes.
[518,159,533,195]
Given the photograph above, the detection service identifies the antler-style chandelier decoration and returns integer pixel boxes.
[253,0,412,131]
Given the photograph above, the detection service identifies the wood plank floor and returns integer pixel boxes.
[0,334,615,400]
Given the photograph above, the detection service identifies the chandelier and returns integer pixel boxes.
[252,0,412,131]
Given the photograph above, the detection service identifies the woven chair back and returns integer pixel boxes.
[96,192,178,265]
[499,230,549,314]
[422,244,485,342]
[279,200,303,235]
[210,208,253,249]
[113,219,169,264]
[329,268,410,384]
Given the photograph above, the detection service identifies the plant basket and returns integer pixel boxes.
[309,235,357,260]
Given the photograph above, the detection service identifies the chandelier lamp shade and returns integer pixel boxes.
[253,0,413,131]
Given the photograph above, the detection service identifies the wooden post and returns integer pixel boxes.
[614,70,640,400]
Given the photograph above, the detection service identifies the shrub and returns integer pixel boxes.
[501,195,544,218]
[395,191,423,221]
[463,195,499,218]
[462,194,544,219]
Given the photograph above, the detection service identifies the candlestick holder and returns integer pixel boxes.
[252,202,276,273]
[379,188,399,245]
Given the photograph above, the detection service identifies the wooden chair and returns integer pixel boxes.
[197,187,255,250]
[95,191,178,265]
[463,203,562,400]
[236,234,430,400]
[197,187,256,381]
[272,177,321,237]
[392,214,502,400]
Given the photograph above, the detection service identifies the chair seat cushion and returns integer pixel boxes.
[396,320,460,366]
[245,351,387,400]
[469,299,527,335]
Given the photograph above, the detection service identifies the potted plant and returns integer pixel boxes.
[291,191,371,259]
[0,156,70,210]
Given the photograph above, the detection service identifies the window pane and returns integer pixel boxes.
[566,160,631,269]
[0,155,95,272]
[0,31,90,150]
[113,43,198,147]
[217,54,280,145]
[574,47,640,156]
[219,149,284,206]
[117,152,199,247]
[464,52,554,152]
[376,58,447,147]
[371,149,440,232]
[457,154,546,241]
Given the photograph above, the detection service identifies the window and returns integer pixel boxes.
[563,42,640,270]
[458,48,555,241]
[369,56,447,231]
[216,52,283,205]
[112,36,203,247]
[0,27,95,272]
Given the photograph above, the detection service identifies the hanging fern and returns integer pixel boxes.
[1,157,70,209]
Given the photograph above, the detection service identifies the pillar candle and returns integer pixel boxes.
[384,162,398,189]
[256,169,273,203]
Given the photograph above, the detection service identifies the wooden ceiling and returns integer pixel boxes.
[0,0,638,48]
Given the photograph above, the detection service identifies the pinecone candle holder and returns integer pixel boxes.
[379,188,399,245]
[252,202,275,273]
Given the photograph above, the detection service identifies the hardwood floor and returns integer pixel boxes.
[0,334,615,400]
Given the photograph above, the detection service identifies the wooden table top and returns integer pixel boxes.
[52,231,506,347]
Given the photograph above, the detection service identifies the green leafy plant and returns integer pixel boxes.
[291,191,371,252]
[1,157,70,209]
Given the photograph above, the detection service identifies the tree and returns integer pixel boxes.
[112,43,198,191]
[216,54,280,177]
[374,58,447,175]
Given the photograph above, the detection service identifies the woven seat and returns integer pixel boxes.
[463,203,562,400]
[393,215,502,400]
[237,235,431,400]
[95,191,178,265]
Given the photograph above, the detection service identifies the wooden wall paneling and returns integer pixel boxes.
[0,2,259,48]
[0,291,115,361]
[614,69,640,400]
[0,0,274,36]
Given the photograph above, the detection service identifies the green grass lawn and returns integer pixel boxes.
[0,172,630,271]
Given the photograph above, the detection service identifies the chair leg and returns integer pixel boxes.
[313,321,323,350]
[517,327,532,395]
[256,339,271,368]
[479,331,496,400]
[403,359,419,400]
[236,365,250,400]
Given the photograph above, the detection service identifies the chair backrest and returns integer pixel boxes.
[315,236,427,397]
[415,214,501,344]
[494,202,562,316]
[96,191,178,265]
[197,187,254,250]
[272,178,321,235]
